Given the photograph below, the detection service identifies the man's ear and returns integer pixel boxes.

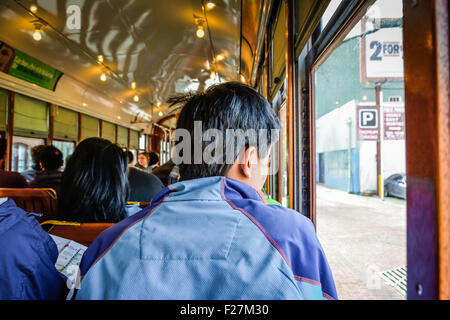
[239,146,258,178]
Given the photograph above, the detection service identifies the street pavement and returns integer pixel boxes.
[315,184,406,300]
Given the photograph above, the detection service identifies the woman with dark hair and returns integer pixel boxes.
[135,152,152,174]
[57,137,130,223]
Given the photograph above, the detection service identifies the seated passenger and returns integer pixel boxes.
[125,151,164,202]
[151,147,180,186]
[57,137,129,223]
[134,152,152,174]
[0,138,27,188]
[0,197,67,299]
[29,145,64,194]
[21,145,46,183]
[76,82,337,300]
[148,151,159,170]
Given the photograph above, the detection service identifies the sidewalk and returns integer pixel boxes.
[316,185,407,300]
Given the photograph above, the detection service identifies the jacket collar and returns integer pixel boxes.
[154,176,267,204]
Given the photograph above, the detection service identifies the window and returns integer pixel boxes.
[139,133,147,151]
[310,0,406,299]
[52,140,75,170]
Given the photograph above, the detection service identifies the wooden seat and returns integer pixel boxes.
[0,188,58,222]
[41,220,115,247]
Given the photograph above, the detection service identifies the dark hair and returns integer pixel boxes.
[39,145,63,170]
[0,138,6,160]
[169,81,281,181]
[149,152,159,166]
[31,145,46,164]
[125,150,134,164]
[57,137,129,223]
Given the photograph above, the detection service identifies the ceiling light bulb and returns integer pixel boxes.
[82,103,87,107]
[97,55,104,63]
[131,81,136,89]
[196,25,205,38]
[156,99,161,107]
[240,74,246,83]
[30,4,38,13]
[100,73,107,81]
[133,95,139,102]
[216,54,225,61]
[210,71,216,80]
[206,2,216,10]
[158,111,163,117]
[32,28,42,41]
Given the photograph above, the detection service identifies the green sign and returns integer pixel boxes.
[7,49,62,91]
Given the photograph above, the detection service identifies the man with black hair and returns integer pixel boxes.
[125,150,164,203]
[77,82,337,300]
[0,137,27,188]
[21,145,46,182]
[29,145,63,194]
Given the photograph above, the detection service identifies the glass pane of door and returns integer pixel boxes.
[312,0,406,300]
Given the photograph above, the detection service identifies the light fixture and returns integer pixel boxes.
[158,111,163,117]
[117,116,121,120]
[30,4,38,13]
[240,74,246,83]
[82,102,87,107]
[97,55,104,63]
[215,54,225,62]
[210,71,216,80]
[131,81,136,89]
[196,25,205,38]
[32,22,43,41]
[133,94,139,102]
[100,72,107,82]
[362,95,368,101]
[156,99,161,107]
[206,2,216,10]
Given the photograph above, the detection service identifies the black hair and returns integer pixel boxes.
[39,145,63,170]
[169,81,281,181]
[0,138,6,160]
[31,145,46,165]
[57,137,130,223]
[125,150,134,164]
[149,152,159,166]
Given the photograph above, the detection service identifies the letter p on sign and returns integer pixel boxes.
[359,109,378,128]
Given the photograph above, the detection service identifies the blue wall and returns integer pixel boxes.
[316,149,360,194]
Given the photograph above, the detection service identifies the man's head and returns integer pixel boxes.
[171,81,281,190]
[0,138,6,161]
[149,152,159,166]
[125,150,134,166]
[39,145,63,171]
[31,145,46,166]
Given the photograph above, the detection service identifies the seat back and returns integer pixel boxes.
[42,220,115,247]
[0,188,58,222]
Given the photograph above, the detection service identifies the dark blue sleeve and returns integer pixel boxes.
[0,209,67,299]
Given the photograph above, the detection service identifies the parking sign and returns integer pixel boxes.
[357,106,379,141]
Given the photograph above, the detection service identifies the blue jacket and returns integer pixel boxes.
[76,177,337,300]
[0,199,67,299]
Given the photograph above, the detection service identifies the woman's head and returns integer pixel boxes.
[137,152,149,167]
[57,137,129,223]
